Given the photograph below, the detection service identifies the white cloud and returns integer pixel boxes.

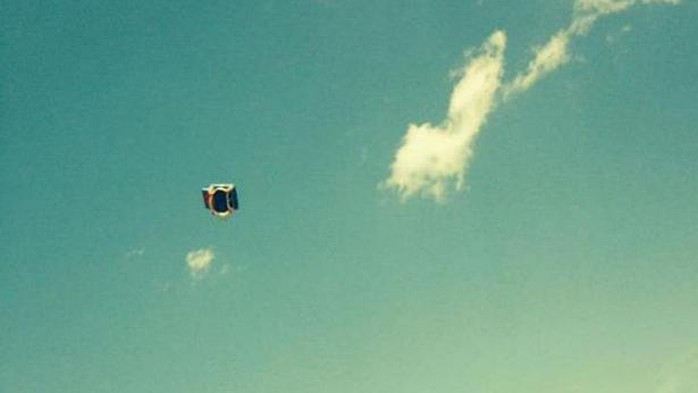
[575,0,635,15]
[575,0,680,16]
[186,248,215,279]
[383,0,679,202]
[503,30,571,99]
[504,0,680,99]
[382,31,506,201]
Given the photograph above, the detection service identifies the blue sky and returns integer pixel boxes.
[1,1,697,392]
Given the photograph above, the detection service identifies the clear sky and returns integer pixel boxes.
[1,1,697,392]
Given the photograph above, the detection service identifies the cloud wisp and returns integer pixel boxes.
[186,248,215,279]
[382,31,506,202]
[502,30,571,99]
[503,0,680,99]
[383,0,680,202]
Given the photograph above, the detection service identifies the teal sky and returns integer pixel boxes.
[2,1,697,392]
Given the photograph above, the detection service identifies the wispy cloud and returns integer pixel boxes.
[606,24,633,44]
[186,248,215,279]
[382,31,506,201]
[503,30,571,99]
[575,0,680,16]
[383,0,680,201]
[505,0,679,99]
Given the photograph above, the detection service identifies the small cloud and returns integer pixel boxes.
[186,248,215,279]
[125,248,145,259]
[382,31,506,201]
[606,24,632,44]
[359,146,369,166]
[156,281,173,293]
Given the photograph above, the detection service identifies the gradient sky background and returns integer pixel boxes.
[2,1,697,392]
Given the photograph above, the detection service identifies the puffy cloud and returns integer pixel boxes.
[186,248,214,279]
[382,31,506,201]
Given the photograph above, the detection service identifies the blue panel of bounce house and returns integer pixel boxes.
[229,188,239,210]
[211,190,230,213]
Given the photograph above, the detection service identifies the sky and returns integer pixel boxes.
[1,0,697,392]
